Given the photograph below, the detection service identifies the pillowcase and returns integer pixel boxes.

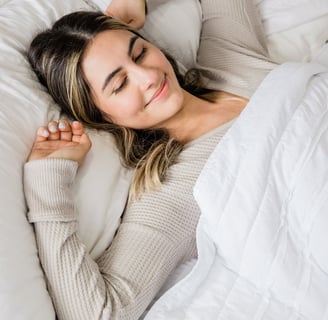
[140,0,202,72]
[255,0,328,63]
[265,14,328,63]
[6,0,326,318]
[0,0,202,319]
[0,1,127,319]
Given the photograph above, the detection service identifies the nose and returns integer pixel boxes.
[130,64,159,91]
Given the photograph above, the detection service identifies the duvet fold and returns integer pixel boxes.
[145,60,328,319]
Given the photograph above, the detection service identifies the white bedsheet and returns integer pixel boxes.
[1,0,327,318]
[145,59,328,319]
[256,0,328,34]
[255,0,328,63]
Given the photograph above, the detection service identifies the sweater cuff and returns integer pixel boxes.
[24,158,79,223]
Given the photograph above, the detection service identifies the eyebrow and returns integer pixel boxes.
[101,35,139,92]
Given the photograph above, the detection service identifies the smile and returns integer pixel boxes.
[146,77,169,107]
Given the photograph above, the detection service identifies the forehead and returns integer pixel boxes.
[85,29,135,58]
[81,29,138,91]
[82,29,135,76]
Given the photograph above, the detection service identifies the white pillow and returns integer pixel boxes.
[0,1,129,319]
[0,0,202,319]
[2,0,326,319]
[266,14,328,63]
[140,0,202,72]
[255,0,328,63]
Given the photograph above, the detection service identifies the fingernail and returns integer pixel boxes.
[49,125,57,132]
[58,122,66,129]
[42,130,49,137]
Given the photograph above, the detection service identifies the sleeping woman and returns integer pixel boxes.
[24,0,277,319]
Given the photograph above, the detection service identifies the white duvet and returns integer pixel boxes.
[1,0,328,318]
[145,55,328,319]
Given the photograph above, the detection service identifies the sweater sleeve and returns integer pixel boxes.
[196,0,277,98]
[24,158,196,320]
[201,0,268,52]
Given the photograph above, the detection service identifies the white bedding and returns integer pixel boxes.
[0,1,200,319]
[256,0,328,63]
[1,0,328,319]
[145,51,328,320]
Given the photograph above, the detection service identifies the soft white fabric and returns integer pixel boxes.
[1,0,327,319]
[0,1,128,319]
[91,0,111,11]
[140,0,202,72]
[256,0,328,34]
[0,0,202,319]
[256,0,328,63]
[145,59,328,319]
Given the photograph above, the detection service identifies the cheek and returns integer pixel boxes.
[101,92,144,121]
[169,90,185,114]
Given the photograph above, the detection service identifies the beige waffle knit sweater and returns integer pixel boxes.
[24,0,276,319]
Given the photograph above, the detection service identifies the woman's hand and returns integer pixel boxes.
[27,120,91,166]
[105,0,147,29]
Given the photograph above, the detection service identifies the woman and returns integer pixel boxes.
[25,0,276,319]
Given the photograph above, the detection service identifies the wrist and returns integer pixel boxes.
[24,158,78,222]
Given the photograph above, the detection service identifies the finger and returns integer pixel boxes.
[71,121,84,143]
[80,133,92,151]
[58,119,72,141]
[34,126,50,143]
[48,121,59,140]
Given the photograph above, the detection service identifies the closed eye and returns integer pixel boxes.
[134,47,148,63]
[113,47,147,95]
[113,76,128,95]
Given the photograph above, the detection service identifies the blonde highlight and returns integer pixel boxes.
[28,11,211,199]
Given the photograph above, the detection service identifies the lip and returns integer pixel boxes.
[146,77,169,106]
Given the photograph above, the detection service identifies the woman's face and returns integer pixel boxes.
[82,29,185,129]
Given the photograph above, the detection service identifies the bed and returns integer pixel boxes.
[0,0,327,319]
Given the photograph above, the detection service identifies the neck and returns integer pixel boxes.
[164,90,247,143]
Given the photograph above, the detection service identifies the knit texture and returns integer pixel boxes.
[24,0,276,319]
[197,0,276,99]
[24,125,229,319]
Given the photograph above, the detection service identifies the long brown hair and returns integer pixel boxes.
[28,11,212,198]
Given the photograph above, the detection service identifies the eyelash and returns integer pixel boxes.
[113,46,148,95]
[134,47,147,63]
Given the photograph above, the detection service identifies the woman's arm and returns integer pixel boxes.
[24,120,195,319]
[105,0,147,29]
[200,0,269,57]
[197,0,277,98]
